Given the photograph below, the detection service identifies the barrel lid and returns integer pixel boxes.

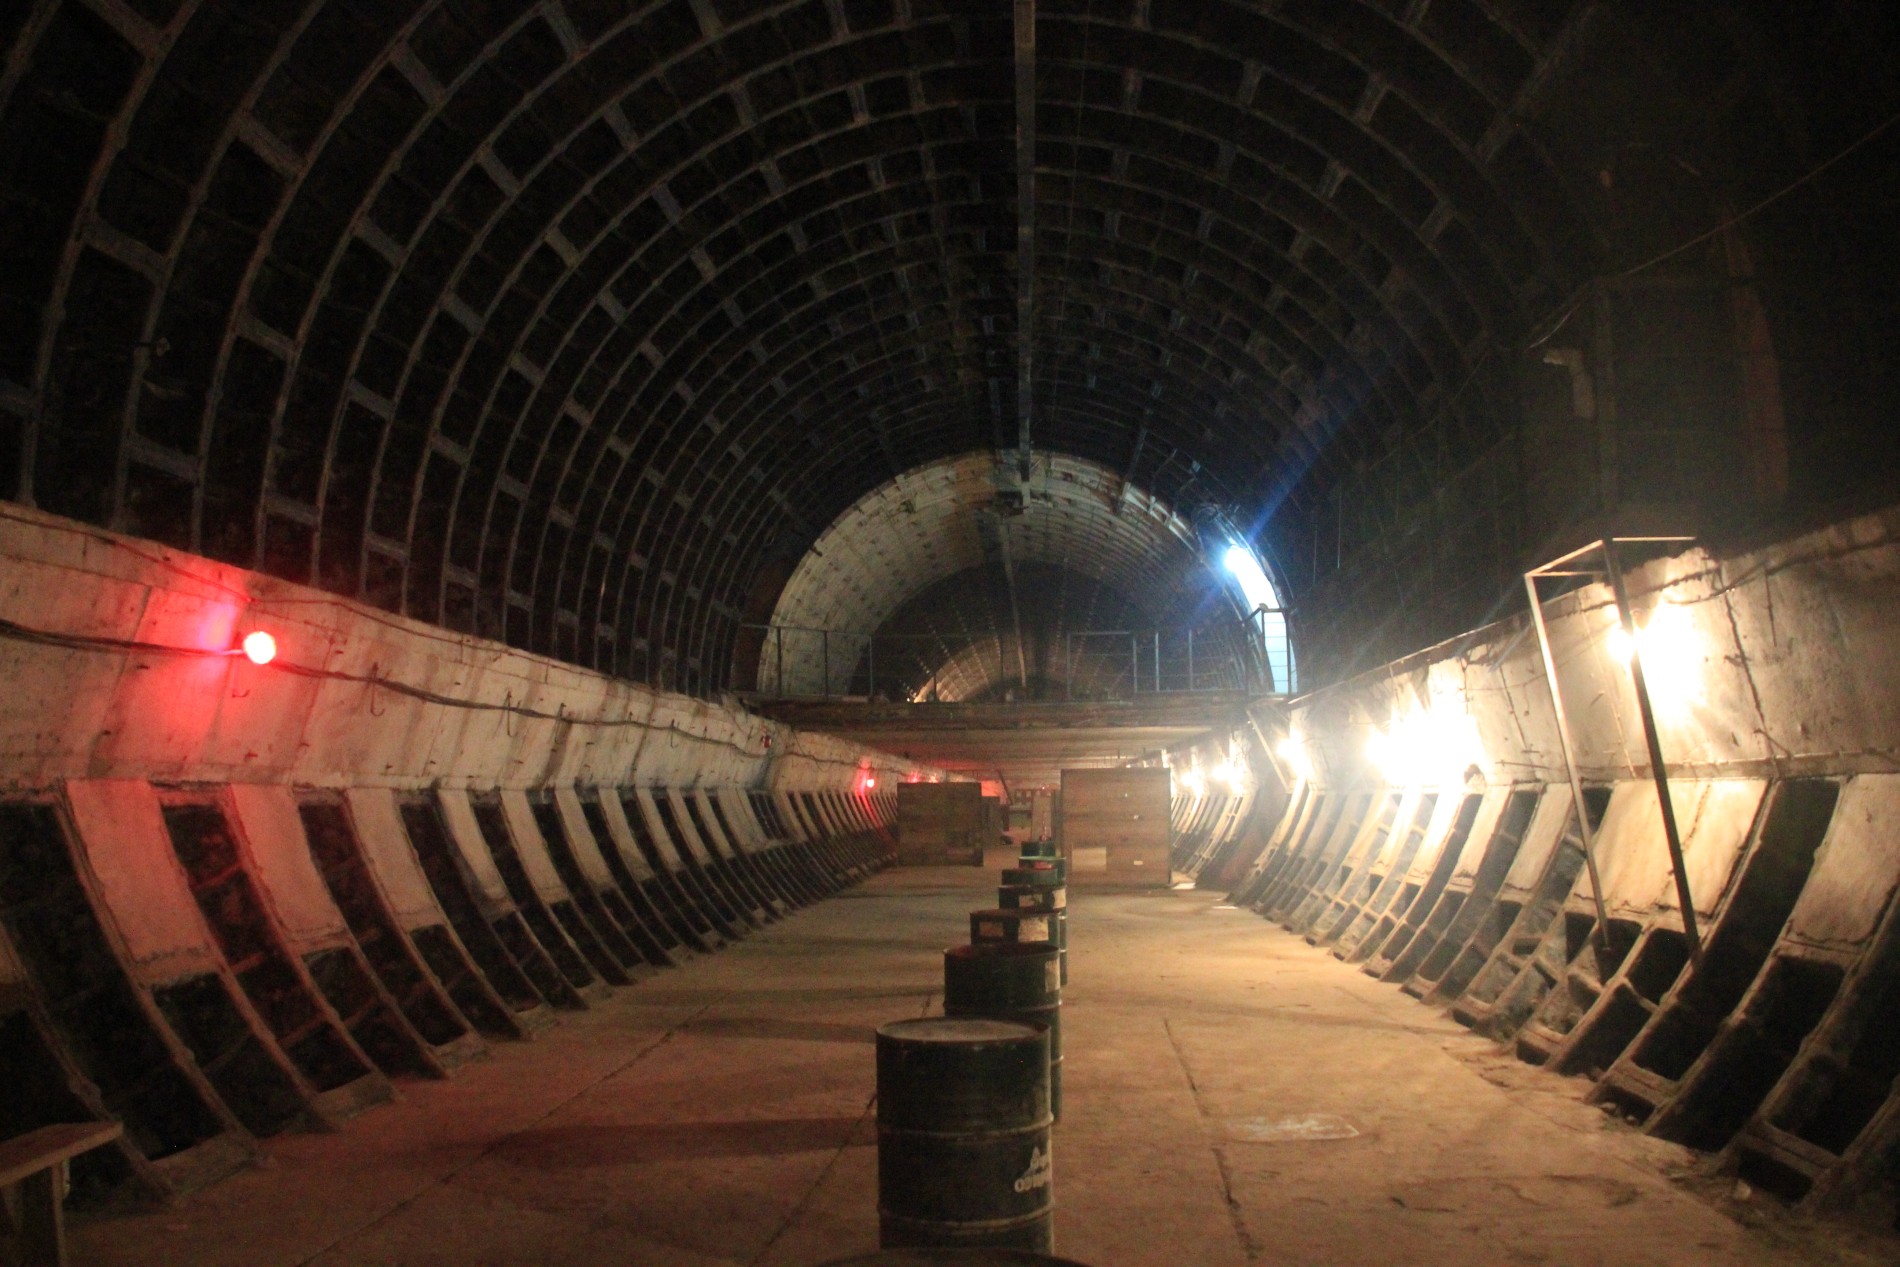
[877,1017,1041,1044]
[969,907,1044,919]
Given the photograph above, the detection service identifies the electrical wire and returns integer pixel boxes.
[1525,105,1900,351]
[0,611,894,766]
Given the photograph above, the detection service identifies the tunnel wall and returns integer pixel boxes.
[0,502,924,791]
[1211,503,1900,1218]
[0,502,918,1202]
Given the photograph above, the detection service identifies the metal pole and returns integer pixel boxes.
[1523,570,1614,950]
[1603,539,1703,963]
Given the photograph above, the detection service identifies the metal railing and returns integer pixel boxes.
[744,609,1293,701]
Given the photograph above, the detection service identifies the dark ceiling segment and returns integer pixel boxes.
[3,0,1895,699]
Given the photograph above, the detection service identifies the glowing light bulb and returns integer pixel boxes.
[863,775,876,790]
[240,630,277,665]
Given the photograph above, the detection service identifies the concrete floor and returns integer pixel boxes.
[71,867,1893,1267]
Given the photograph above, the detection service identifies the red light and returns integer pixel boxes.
[241,630,277,665]
[863,775,876,790]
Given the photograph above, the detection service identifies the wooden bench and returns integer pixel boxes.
[0,1122,125,1267]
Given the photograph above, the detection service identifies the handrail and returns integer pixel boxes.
[742,610,1294,701]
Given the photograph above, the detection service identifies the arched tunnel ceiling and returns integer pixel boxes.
[756,449,1252,698]
[769,451,1204,636]
[1,0,1895,696]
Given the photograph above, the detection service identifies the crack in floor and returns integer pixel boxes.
[1164,1016,1265,1264]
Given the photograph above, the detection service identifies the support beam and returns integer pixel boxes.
[1602,540,1703,964]
[1013,0,1036,478]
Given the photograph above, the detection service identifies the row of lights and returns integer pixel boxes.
[1174,751,1249,798]
[1269,599,1705,789]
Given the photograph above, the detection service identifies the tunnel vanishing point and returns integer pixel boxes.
[1,1,1899,1264]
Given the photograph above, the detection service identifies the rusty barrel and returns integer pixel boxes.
[876,1017,1054,1252]
[997,886,1068,986]
[944,943,1063,1121]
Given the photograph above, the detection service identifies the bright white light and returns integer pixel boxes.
[1179,768,1207,798]
[1365,708,1483,786]
[1223,544,1279,612]
[240,630,277,665]
[1276,736,1313,782]
[1212,757,1248,794]
[1607,600,1703,709]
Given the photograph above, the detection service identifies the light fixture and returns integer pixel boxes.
[1605,600,1700,697]
[1276,735,1313,782]
[239,630,277,665]
[1365,708,1482,786]
[1222,543,1277,611]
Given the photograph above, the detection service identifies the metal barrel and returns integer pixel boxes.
[997,883,1065,912]
[943,943,1063,1121]
[995,887,1068,985]
[817,1251,1092,1265]
[876,1018,1054,1252]
[1001,864,1066,888]
[970,908,1055,947]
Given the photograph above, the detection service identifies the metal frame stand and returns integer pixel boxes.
[1524,535,1700,964]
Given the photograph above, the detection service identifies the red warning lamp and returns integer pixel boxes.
[240,630,277,665]
[863,775,877,791]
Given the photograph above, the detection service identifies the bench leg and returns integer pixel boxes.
[17,1161,65,1267]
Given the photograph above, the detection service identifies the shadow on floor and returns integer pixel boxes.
[679,1016,879,1044]
[492,1115,872,1168]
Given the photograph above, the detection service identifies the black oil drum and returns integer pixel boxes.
[970,908,1055,947]
[943,943,1063,1121]
[876,1017,1054,1252]
[1002,863,1066,887]
[998,884,1065,912]
[994,888,1068,985]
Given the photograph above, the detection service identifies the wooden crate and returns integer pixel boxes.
[1058,768,1171,888]
[897,782,985,865]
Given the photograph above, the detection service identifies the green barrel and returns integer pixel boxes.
[970,907,1055,948]
[876,1018,1054,1252]
[997,883,1065,912]
[996,886,1068,985]
[1002,863,1066,887]
[944,943,1063,1121]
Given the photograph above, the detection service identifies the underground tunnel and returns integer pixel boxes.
[0,0,1898,1262]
